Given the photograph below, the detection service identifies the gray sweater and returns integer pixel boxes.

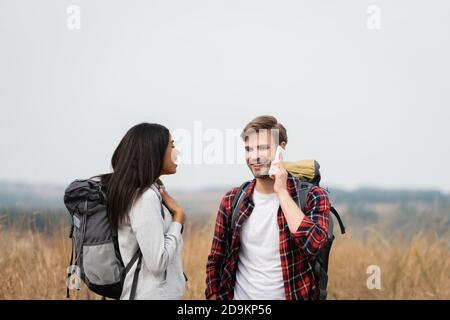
[118,185,186,299]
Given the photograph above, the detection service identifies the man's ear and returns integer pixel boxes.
[280,141,287,149]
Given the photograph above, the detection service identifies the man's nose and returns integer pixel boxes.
[248,156,261,164]
[249,148,260,160]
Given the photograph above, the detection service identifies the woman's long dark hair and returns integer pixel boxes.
[101,123,170,231]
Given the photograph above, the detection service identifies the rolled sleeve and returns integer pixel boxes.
[168,221,183,236]
[292,186,330,256]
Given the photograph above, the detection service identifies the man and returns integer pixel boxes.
[205,115,330,300]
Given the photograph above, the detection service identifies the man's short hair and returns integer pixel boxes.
[241,115,288,144]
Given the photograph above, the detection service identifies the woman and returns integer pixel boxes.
[102,122,186,300]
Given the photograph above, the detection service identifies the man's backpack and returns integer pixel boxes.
[63,178,146,300]
[230,160,345,300]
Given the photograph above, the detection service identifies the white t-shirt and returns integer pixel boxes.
[234,189,285,300]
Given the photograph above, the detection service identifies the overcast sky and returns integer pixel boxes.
[1,0,449,192]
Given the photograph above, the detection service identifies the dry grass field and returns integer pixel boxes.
[0,217,449,300]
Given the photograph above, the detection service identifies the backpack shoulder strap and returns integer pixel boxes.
[296,180,315,212]
[330,206,346,234]
[129,252,142,300]
[230,181,251,230]
[296,180,346,235]
[225,181,251,261]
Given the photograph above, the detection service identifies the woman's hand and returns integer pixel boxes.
[159,184,186,224]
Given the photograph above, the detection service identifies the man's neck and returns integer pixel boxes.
[254,176,275,194]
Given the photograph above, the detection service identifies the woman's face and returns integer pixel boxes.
[161,135,179,175]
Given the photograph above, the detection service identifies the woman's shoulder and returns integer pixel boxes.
[140,186,160,201]
[131,187,160,209]
[130,187,162,220]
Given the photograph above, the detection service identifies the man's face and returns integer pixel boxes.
[245,130,278,178]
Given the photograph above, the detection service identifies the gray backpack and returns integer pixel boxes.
[64,178,150,300]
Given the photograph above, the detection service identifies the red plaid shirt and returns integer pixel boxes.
[205,174,330,300]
